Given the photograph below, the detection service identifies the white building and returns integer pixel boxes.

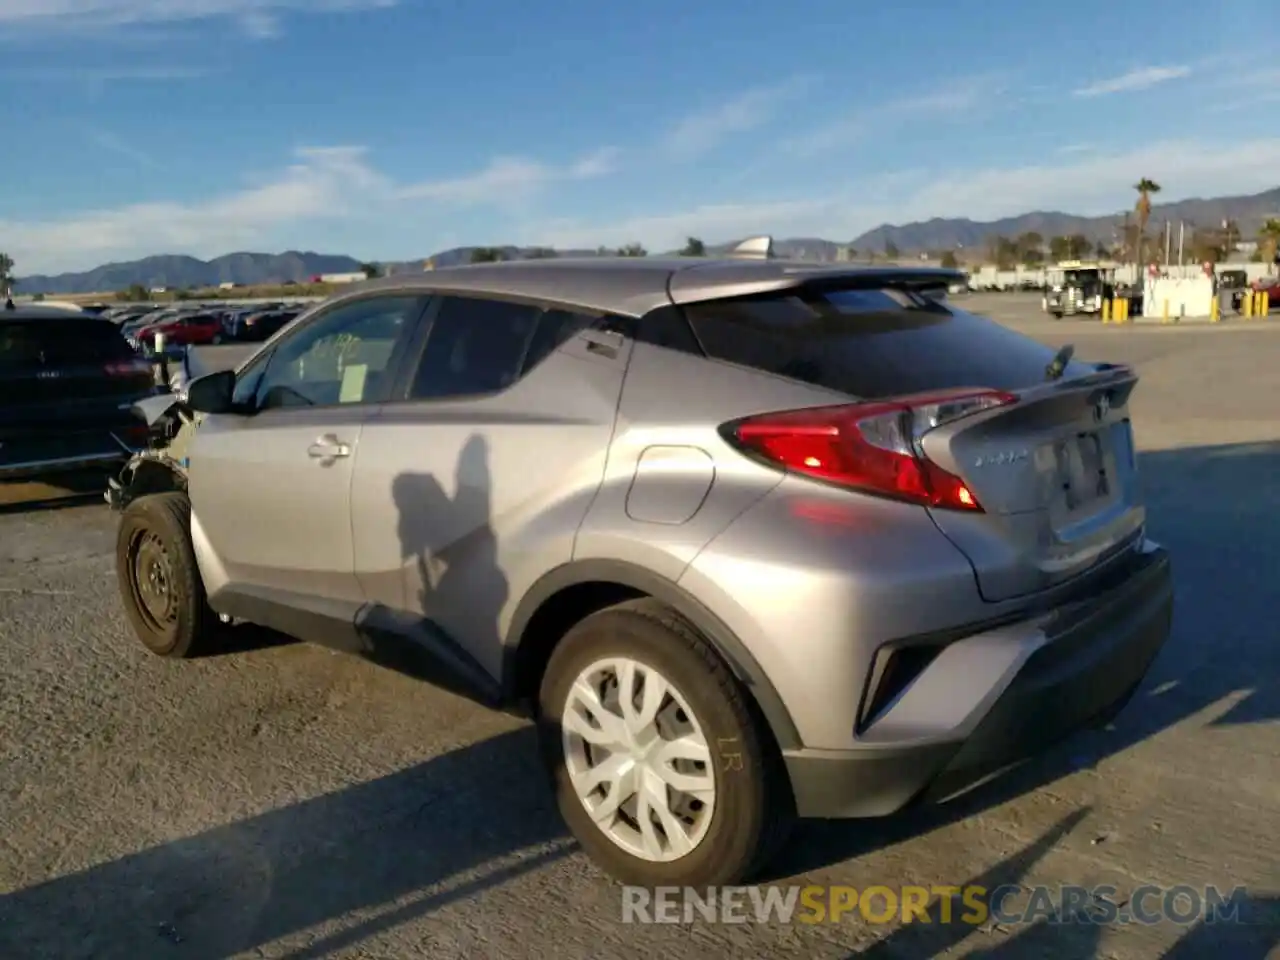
[320,272,368,284]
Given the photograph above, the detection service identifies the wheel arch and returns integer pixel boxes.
[120,457,187,503]
[503,559,801,750]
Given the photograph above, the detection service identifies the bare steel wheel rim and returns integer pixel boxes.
[130,530,178,631]
[561,656,716,862]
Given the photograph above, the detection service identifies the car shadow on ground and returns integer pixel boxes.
[844,808,1279,958]
[768,440,1279,881]
[0,726,572,960]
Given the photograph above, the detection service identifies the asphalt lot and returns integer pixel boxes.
[1,293,1277,959]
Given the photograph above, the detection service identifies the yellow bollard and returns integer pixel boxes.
[1101,299,1112,324]
[1210,297,1220,323]
[1120,298,1130,323]
[1161,300,1170,324]
[1243,292,1254,318]
[1263,292,1271,316]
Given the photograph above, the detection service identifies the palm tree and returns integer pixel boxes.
[1133,178,1162,265]
[1258,218,1280,268]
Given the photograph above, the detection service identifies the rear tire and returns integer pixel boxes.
[537,599,794,886]
[116,492,221,658]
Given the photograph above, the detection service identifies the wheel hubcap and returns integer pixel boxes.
[132,532,177,627]
[561,656,716,862]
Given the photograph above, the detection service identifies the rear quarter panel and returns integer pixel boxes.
[573,341,849,580]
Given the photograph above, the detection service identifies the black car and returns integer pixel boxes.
[222,309,297,342]
[1,305,156,483]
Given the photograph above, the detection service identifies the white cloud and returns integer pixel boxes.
[1073,65,1191,97]
[570,146,622,179]
[398,148,619,205]
[237,9,278,39]
[661,76,814,159]
[3,64,209,82]
[13,135,1280,276]
[5,144,618,274]
[519,137,1280,253]
[0,0,394,35]
[783,73,1004,157]
[86,128,162,169]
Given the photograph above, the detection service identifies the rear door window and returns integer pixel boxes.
[408,296,543,400]
[682,288,1085,399]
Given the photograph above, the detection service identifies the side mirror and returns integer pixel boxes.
[185,370,238,414]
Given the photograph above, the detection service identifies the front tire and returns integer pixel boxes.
[537,599,793,886]
[116,492,220,658]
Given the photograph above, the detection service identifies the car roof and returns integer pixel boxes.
[1,305,114,323]
[348,257,965,318]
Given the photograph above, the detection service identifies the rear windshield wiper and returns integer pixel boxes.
[1045,343,1074,381]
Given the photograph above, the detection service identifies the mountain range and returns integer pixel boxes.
[16,186,1280,295]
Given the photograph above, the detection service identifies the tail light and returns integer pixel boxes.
[722,389,1016,512]
[105,359,153,378]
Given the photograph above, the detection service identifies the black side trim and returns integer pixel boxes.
[504,559,801,749]
[211,586,503,709]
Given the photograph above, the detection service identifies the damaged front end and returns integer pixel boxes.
[105,392,201,511]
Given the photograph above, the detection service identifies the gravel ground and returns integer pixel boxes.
[1,295,1277,959]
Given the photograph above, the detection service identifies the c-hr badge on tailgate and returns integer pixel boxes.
[974,450,1028,467]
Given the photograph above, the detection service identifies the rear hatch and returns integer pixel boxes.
[680,280,1144,602]
[917,364,1142,600]
[1,317,155,431]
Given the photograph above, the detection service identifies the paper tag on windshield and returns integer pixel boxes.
[339,363,368,403]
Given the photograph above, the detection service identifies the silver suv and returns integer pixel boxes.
[110,248,1173,887]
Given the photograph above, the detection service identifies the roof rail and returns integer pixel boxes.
[728,235,775,260]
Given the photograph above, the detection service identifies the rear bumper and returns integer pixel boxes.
[784,542,1173,818]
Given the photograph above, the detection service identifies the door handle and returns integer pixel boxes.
[580,329,624,358]
[307,435,351,460]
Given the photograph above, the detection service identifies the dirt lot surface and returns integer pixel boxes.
[2,294,1277,959]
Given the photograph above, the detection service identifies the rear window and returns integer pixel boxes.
[0,319,134,368]
[681,288,1078,398]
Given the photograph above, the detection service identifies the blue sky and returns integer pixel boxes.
[2,0,1279,274]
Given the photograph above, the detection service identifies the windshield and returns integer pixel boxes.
[1064,270,1101,284]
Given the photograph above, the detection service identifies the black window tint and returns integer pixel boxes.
[410,296,542,400]
[638,305,702,354]
[0,319,133,369]
[683,291,1076,399]
[521,308,597,373]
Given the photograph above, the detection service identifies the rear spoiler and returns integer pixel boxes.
[668,261,967,306]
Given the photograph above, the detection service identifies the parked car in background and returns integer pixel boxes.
[121,309,179,338]
[220,309,298,343]
[132,313,223,353]
[1,304,154,483]
[1252,275,1280,309]
[108,247,1172,888]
